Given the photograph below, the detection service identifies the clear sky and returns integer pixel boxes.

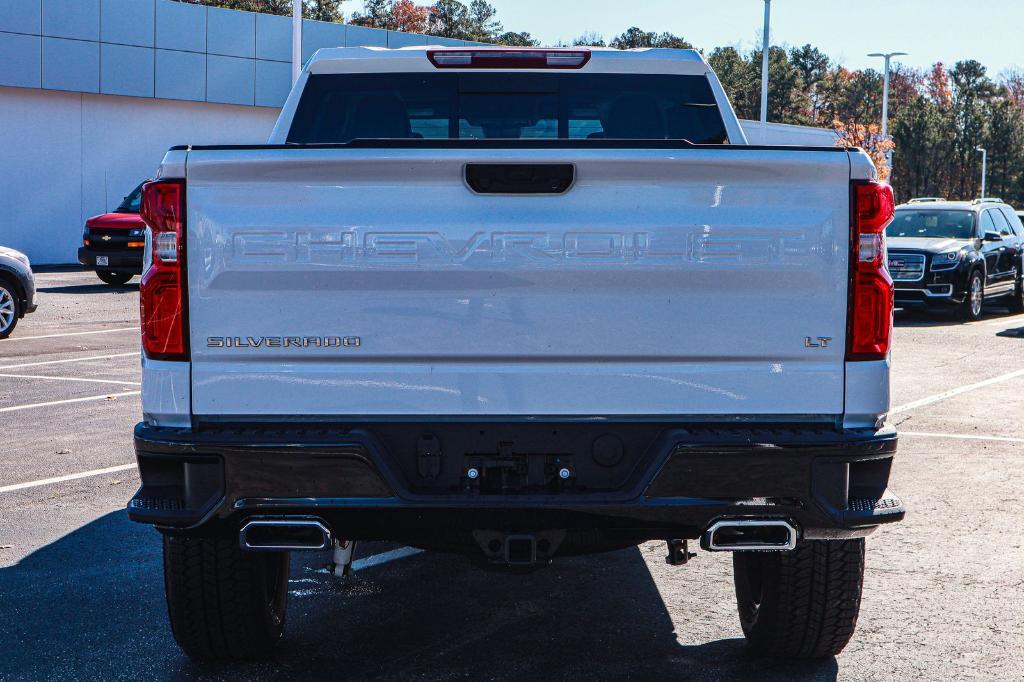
[357,0,1024,76]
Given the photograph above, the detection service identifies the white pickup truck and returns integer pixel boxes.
[128,46,904,662]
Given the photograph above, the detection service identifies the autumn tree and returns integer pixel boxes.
[790,44,830,121]
[707,46,759,120]
[571,31,606,47]
[983,98,1024,200]
[350,0,390,27]
[926,62,953,107]
[1000,67,1024,108]
[834,120,896,181]
[351,0,428,32]
[609,27,692,50]
[949,60,997,199]
[391,0,428,33]
[495,31,538,46]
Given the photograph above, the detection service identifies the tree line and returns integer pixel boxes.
[179,1,1022,204]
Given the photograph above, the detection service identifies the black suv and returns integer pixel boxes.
[887,199,1024,320]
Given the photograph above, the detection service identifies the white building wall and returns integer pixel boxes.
[0,86,278,264]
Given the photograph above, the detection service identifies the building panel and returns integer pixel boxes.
[155,0,205,54]
[301,19,345,62]
[256,12,290,62]
[101,0,155,48]
[208,6,255,59]
[155,48,205,102]
[42,37,100,93]
[345,24,388,48]
[387,31,428,48]
[0,32,42,88]
[0,0,42,35]
[101,43,154,97]
[207,53,254,106]
[255,59,290,108]
[42,0,100,41]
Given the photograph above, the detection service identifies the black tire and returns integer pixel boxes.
[1009,276,1024,313]
[0,277,21,339]
[163,534,290,661]
[732,539,865,659]
[96,270,133,286]
[957,270,984,321]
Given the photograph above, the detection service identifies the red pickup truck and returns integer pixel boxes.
[78,182,147,285]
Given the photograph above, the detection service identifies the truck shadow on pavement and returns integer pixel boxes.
[0,511,839,681]
[36,283,139,295]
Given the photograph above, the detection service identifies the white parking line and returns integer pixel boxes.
[986,314,1024,327]
[0,352,138,371]
[351,546,424,570]
[0,373,140,386]
[0,390,140,413]
[905,428,1024,444]
[0,463,137,494]
[7,327,137,341]
[891,367,1024,414]
[901,431,1024,444]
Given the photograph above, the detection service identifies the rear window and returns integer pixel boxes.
[287,73,728,145]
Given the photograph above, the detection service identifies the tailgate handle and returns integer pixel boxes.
[465,163,574,195]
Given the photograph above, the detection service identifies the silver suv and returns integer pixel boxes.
[0,246,37,338]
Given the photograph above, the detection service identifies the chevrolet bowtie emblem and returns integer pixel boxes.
[101,235,112,241]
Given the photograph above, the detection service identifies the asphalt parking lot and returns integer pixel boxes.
[1,268,1023,680]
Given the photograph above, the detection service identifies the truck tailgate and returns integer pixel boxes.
[185,147,852,418]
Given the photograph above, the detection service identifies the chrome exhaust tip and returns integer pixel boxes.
[700,519,797,552]
[239,518,331,551]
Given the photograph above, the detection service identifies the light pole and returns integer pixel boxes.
[759,0,771,126]
[867,52,907,140]
[977,147,987,199]
[292,0,302,84]
[867,51,907,172]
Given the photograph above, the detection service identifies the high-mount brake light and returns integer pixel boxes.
[847,180,895,361]
[427,49,591,70]
[139,179,188,361]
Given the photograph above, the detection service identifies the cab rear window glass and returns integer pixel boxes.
[287,73,727,144]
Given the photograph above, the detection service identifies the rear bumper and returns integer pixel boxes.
[77,246,143,273]
[129,421,904,546]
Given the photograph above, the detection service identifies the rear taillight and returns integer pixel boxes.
[427,49,591,69]
[847,180,895,361]
[139,179,188,361]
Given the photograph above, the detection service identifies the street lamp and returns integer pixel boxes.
[867,52,907,140]
[759,0,772,126]
[977,147,987,199]
[867,52,907,174]
[292,0,302,84]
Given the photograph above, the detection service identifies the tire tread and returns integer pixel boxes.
[734,539,865,659]
[163,535,288,661]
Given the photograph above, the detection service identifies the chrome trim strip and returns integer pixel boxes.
[896,285,954,298]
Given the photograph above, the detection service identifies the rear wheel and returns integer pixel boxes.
[96,270,133,286]
[1009,275,1024,313]
[0,280,21,339]
[732,539,865,659]
[163,534,290,661]
[957,270,984,321]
